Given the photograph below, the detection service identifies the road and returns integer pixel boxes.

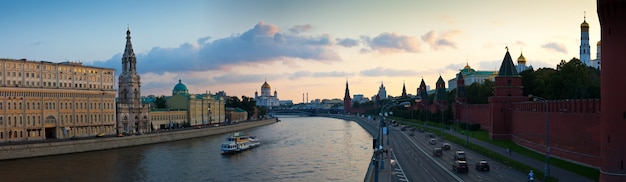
[388,124,536,182]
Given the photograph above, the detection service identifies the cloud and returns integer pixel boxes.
[289,24,313,34]
[363,32,421,54]
[421,30,461,50]
[541,42,567,53]
[91,22,342,74]
[360,67,418,77]
[446,63,466,71]
[336,38,359,47]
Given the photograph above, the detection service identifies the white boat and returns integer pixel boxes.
[220,132,261,154]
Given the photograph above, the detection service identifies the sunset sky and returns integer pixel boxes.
[0,0,600,103]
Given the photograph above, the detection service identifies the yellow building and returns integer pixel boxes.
[225,107,248,123]
[0,58,116,142]
[149,110,187,130]
[150,79,225,128]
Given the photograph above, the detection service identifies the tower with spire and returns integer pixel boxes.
[417,78,430,106]
[401,81,407,97]
[434,75,447,105]
[343,79,352,113]
[116,28,151,135]
[580,13,591,66]
[487,48,527,140]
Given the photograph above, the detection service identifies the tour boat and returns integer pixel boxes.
[220,132,261,154]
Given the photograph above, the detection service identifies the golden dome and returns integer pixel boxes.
[261,81,271,89]
[517,53,526,64]
[597,40,601,46]
[463,63,471,70]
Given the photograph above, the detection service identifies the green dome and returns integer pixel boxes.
[172,79,189,95]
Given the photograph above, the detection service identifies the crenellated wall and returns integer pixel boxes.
[456,99,601,167]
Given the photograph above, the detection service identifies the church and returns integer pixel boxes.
[255,80,279,108]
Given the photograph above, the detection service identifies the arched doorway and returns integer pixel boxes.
[44,116,57,139]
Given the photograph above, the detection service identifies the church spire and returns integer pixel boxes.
[401,80,407,97]
[123,28,137,73]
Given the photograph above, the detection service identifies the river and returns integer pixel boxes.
[0,116,373,182]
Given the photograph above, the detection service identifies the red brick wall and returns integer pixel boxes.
[458,99,601,167]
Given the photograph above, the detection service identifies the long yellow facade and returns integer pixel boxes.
[0,58,116,142]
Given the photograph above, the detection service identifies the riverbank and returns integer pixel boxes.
[0,118,278,161]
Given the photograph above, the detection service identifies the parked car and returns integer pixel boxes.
[475,160,490,171]
[433,148,443,157]
[452,160,469,173]
[454,150,467,161]
[429,138,437,145]
[442,143,451,150]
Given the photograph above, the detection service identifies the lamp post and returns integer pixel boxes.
[374,97,420,182]
[529,94,549,180]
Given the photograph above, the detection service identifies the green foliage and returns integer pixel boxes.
[225,95,259,118]
[525,58,600,99]
[153,95,167,109]
[465,79,494,104]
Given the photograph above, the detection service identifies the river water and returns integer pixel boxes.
[0,116,373,182]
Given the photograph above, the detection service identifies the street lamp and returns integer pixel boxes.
[374,96,420,182]
[529,94,549,180]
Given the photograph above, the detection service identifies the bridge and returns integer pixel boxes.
[269,108,342,116]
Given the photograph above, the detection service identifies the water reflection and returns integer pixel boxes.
[0,117,372,182]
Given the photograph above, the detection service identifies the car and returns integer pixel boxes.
[442,143,451,150]
[425,132,435,138]
[433,148,443,157]
[475,160,490,171]
[401,126,407,131]
[409,132,415,136]
[454,150,467,161]
[429,138,437,145]
[452,160,469,173]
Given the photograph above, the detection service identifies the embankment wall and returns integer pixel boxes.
[0,118,277,160]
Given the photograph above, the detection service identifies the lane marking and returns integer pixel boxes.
[397,128,464,182]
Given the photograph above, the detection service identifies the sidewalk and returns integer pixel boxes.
[443,127,594,182]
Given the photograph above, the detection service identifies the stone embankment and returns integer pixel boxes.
[0,118,278,160]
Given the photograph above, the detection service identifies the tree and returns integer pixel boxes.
[154,95,167,109]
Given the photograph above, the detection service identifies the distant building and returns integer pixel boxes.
[353,94,365,103]
[591,41,601,70]
[376,81,387,101]
[580,15,591,66]
[580,15,601,69]
[150,79,225,130]
[254,80,279,109]
[448,63,497,90]
[515,52,533,73]
[225,107,247,123]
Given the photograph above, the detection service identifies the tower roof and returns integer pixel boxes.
[498,49,519,76]
[436,75,445,84]
[123,28,135,58]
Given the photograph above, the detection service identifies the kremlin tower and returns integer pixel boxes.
[598,0,626,181]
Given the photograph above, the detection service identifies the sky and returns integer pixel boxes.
[0,0,600,103]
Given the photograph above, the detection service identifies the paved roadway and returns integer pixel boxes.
[388,125,534,182]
